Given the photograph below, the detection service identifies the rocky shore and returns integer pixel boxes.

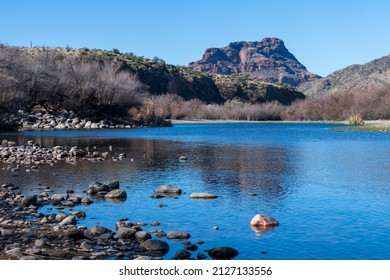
[0,139,127,173]
[0,180,242,260]
[0,140,244,260]
[8,110,138,130]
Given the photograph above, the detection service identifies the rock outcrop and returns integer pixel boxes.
[189,37,320,87]
[298,54,390,96]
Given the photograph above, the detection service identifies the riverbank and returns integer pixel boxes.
[1,110,171,132]
[171,119,345,124]
[0,182,163,260]
[332,120,390,132]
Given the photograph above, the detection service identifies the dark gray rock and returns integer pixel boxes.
[174,250,191,260]
[142,239,170,257]
[106,180,120,190]
[114,227,136,239]
[185,244,198,251]
[65,228,85,240]
[135,231,152,241]
[87,182,109,196]
[21,195,38,207]
[208,246,239,260]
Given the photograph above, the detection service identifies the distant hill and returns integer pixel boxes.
[14,46,304,105]
[189,37,321,87]
[298,54,390,96]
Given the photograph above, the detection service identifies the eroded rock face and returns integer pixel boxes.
[189,37,320,87]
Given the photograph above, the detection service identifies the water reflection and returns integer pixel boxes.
[0,134,293,201]
[3,123,390,259]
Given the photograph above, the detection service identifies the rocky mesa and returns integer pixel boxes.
[189,37,321,87]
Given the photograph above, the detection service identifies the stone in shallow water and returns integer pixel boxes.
[250,214,279,227]
[104,189,127,200]
[190,192,218,199]
[174,250,191,260]
[114,227,136,239]
[154,185,182,194]
[142,239,170,257]
[167,231,191,240]
[135,231,151,241]
[208,246,239,260]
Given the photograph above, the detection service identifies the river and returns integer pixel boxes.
[1,123,390,260]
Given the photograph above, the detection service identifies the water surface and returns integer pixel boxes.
[1,123,390,260]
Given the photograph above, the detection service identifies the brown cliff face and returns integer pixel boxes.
[189,38,321,87]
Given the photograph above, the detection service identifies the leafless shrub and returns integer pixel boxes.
[0,46,149,120]
[348,114,364,124]
[282,90,390,121]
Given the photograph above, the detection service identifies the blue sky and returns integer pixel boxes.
[1,0,389,77]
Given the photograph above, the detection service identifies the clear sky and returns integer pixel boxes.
[1,0,390,77]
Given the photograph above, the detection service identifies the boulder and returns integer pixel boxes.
[86,182,109,196]
[154,185,182,194]
[106,180,120,190]
[142,239,170,256]
[59,215,76,226]
[114,227,136,239]
[174,250,192,260]
[135,231,152,241]
[167,231,191,240]
[90,226,113,236]
[250,214,279,227]
[208,246,239,260]
[21,195,37,207]
[66,228,85,240]
[51,193,68,203]
[104,189,127,200]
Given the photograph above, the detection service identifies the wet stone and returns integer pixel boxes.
[167,231,190,240]
[135,231,152,241]
[174,250,191,260]
[185,244,199,251]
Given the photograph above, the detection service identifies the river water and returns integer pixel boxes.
[1,123,390,260]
